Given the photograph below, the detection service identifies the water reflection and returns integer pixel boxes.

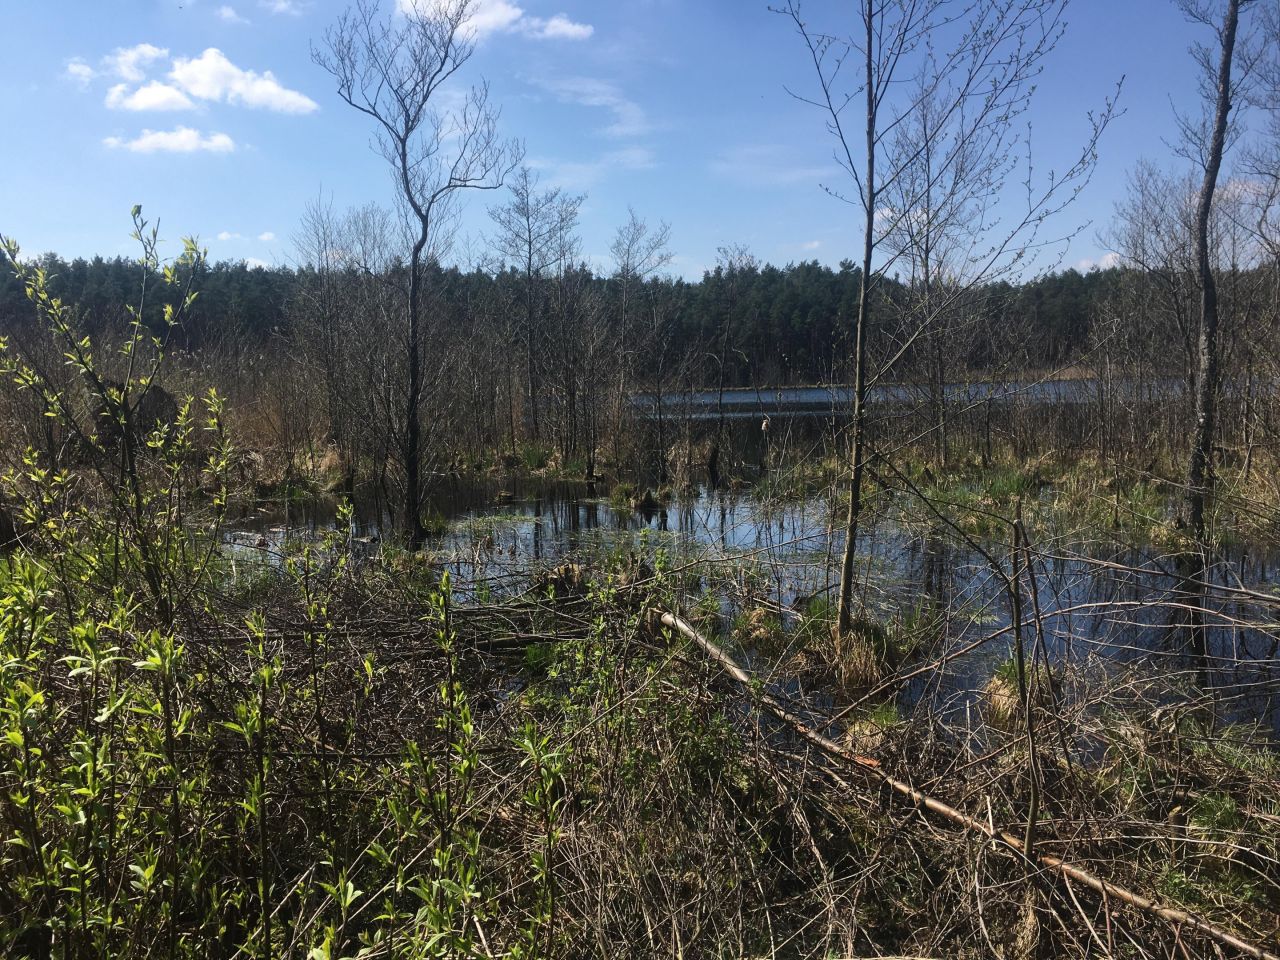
[226,478,1280,733]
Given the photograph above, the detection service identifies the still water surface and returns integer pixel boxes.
[226,478,1280,732]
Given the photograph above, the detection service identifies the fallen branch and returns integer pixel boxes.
[650,608,1280,960]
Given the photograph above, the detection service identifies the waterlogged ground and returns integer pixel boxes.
[225,476,1280,733]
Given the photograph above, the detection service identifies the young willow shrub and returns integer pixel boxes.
[0,217,563,958]
[1,211,232,624]
[0,545,574,958]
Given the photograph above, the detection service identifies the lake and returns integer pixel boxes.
[631,376,1190,419]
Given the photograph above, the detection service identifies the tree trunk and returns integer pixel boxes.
[1185,0,1241,537]
[525,260,540,443]
[1181,0,1242,680]
[836,8,876,640]
[406,240,426,548]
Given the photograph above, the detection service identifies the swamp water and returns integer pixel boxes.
[225,477,1280,735]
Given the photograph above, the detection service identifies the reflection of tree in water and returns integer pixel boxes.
[221,478,1280,732]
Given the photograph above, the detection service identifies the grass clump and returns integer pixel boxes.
[609,480,637,511]
[732,605,784,653]
[520,442,552,472]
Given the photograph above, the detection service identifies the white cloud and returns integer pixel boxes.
[66,59,96,88]
[536,76,647,137]
[217,230,276,242]
[105,43,168,83]
[399,0,591,42]
[77,44,315,115]
[467,0,524,35]
[106,81,195,111]
[217,5,250,23]
[244,257,271,268]
[525,14,593,40]
[169,48,318,113]
[104,127,236,154]
[1074,251,1121,272]
[801,240,822,251]
[260,0,304,14]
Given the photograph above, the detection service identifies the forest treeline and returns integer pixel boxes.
[2,221,1275,497]
[0,0,1274,541]
[0,249,1107,384]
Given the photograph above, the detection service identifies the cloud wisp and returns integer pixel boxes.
[105,43,168,83]
[1074,251,1122,272]
[710,144,838,187]
[398,0,592,42]
[216,230,276,241]
[65,59,96,88]
[524,13,593,40]
[259,0,304,15]
[528,145,655,190]
[534,76,648,138]
[104,127,236,154]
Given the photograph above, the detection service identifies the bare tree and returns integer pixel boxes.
[1106,162,1201,384]
[611,207,674,320]
[609,208,673,470]
[639,278,682,485]
[314,0,520,544]
[1243,3,1280,264]
[1178,0,1262,535]
[293,194,350,457]
[881,55,1067,467]
[777,0,1117,639]
[1239,6,1280,481]
[488,166,583,444]
[295,201,405,495]
[708,245,757,489]
[606,211,675,481]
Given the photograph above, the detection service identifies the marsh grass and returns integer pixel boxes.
[1,226,1277,958]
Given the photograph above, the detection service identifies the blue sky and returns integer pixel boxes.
[0,0,1218,278]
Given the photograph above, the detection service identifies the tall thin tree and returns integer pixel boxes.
[1178,0,1257,536]
[488,166,583,444]
[778,0,1115,640]
[315,0,520,544]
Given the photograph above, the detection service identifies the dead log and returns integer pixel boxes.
[650,608,1280,960]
